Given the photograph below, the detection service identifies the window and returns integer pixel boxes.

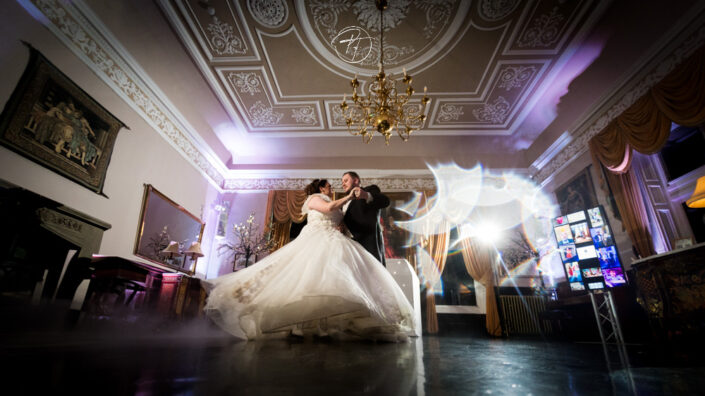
[660,125,705,181]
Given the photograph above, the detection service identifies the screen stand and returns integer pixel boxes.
[589,290,636,393]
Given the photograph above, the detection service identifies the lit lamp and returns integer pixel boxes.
[160,241,181,259]
[184,241,204,260]
[686,176,705,208]
[184,241,204,273]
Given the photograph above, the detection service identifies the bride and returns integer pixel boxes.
[205,179,415,341]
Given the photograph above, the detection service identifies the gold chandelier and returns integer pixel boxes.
[340,0,430,145]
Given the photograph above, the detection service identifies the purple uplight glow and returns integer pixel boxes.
[511,39,606,150]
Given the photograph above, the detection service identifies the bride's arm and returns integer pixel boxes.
[307,189,356,213]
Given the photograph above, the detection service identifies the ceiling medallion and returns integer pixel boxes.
[340,0,430,145]
[247,0,288,28]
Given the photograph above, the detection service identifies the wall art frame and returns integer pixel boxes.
[0,43,127,195]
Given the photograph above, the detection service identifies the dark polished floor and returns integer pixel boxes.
[2,299,705,395]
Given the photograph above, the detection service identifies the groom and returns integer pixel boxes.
[342,171,390,266]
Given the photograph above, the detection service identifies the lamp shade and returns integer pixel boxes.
[184,241,204,259]
[161,241,181,258]
[686,176,705,208]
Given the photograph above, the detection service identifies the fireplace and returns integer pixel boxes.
[0,180,111,301]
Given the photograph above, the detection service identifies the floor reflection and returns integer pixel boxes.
[196,338,420,395]
[3,304,705,396]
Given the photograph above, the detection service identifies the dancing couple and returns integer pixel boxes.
[205,172,415,341]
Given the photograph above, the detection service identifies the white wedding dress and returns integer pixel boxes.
[205,193,415,341]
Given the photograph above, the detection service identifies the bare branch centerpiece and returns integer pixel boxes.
[219,212,274,271]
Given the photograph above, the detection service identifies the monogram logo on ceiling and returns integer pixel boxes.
[331,26,373,64]
[307,0,455,67]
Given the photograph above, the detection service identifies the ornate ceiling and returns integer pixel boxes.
[159,0,603,138]
[17,0,704,189]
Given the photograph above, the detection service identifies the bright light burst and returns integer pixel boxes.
[400,163,562,288]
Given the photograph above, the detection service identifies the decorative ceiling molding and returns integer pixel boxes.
[294,0,472,76]
[223,176,437,192]
[14,0,444,193]
[247,0,289,29]
[533,8,705,185]
[177,0,261,62]
[161,0,603,138]
[214,65,324,131]
[18,0,227,190]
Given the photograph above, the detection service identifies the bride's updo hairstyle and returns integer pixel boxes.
[304,179,328,195]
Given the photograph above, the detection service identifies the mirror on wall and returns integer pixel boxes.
[134,184,204,275]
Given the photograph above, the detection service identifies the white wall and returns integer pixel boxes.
[0,1,218,276]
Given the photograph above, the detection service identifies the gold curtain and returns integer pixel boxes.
[415,190,451,334]
[650,45,705,126]
[265,190,308,251]
[590,45,705,171]
[460,237,502,336]
[587,45,705,257]
[423,220,450,334]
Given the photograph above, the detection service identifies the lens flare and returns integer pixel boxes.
[397,162,561,287]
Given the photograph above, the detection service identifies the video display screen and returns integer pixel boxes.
[559,244,578,263]
[587,207,604,227]
[566,210,586,223]
[577,245,597,260]
[553,205,626,292]
[564,262,581,282]
[590,225,613,248]
[570,222,592,244]
[554,224,574,246]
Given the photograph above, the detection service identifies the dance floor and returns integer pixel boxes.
[2,300,705,395]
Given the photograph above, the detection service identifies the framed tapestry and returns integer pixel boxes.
[134,184,205,275]
[555,165,598,215]
[0,44,126,195]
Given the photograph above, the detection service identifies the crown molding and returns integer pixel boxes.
[222,176,437,192]
[532,3,705,185]
[18,0,228,190]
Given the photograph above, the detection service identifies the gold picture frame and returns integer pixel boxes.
[134,184,205,275]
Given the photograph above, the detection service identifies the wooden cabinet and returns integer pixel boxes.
[631,242,705,336]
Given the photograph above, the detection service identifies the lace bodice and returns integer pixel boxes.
[302,193,343,229]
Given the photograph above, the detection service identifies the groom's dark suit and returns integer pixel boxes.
[343,185,390,266]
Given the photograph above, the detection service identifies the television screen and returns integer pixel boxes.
[590,225,613,248]
[554,216,568,227]
[588,207,604,227]
[587,281,605,290]
[603,267,627,287]
[559,244,578,263]
[567,210,586,223]
[554,225,574,246]
[570,222,592,244]
[597,246,620,269]
[577,245,598,260]
[581,267,603,278]
[553,205,626,293]
[564,262,582,282]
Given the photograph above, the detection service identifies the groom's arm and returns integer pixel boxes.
[364,185,390,209]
